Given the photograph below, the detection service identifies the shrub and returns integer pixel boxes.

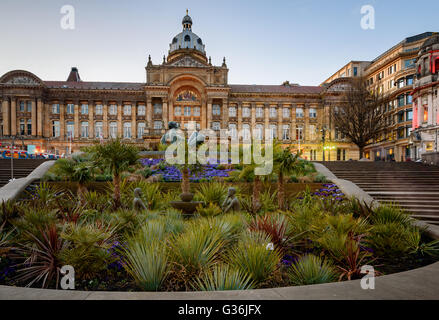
[196,203,222,217]
[312,213,370,238]
[313,174,328,183]
[195,182,229,206]
[170,222,224,275]
[371,205,413,227]
[259,189,278,213]
[288,254,337,285]
[249,214,291,252]
[229,238,281,284]
[121,235,168,291]
[193,264,254,291]
[13,208,58,240]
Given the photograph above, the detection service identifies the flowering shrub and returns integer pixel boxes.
[140,158,234,182]
[313,183,345,201]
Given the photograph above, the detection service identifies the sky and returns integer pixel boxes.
[0,0,438,86]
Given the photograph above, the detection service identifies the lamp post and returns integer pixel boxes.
[10,136,16,180]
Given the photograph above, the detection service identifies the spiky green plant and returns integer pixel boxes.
[371,205,413,227]
[312,213,371,238]
[195,182,229,206]
[196,203,223,217]
[121,235,168,291]
[193,264,255,291]
[288,254,337,285]
[228,237,281,284]
[170,222,224,274]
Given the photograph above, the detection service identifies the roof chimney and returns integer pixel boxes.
[67,67,81,82]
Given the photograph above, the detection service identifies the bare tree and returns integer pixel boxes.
[331,77,386,159]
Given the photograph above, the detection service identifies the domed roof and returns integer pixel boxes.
[421,33,439,49]
[169,11,206,55]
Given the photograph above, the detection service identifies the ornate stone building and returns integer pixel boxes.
[0,12,357,160]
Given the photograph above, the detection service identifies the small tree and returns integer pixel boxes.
[273,142,302,210]
[54,155,94,203]
[332,77,386,159]
[86,139,139,208]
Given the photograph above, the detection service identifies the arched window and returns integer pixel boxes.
[184,35,191,42]
[137,122,146,139]
[123,122,131,139]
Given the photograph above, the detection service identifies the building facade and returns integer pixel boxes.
[0,12,357,161]
[322,32,436,161]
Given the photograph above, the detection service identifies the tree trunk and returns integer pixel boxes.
[113,173,121,209]
[358,146,364,160]
[181,166,190,194]
[252,175,261,212]
[278,171,285,210]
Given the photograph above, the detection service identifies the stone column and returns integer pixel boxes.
[222,99,228,129]
[10,98,16,136]
[428,94,433,126]
[277,103,283,139]
[131,102,137,139]
[31,99,37,136]
[43,102,50,138]
[207,99,212,130]
[117,101,122,138]
[264,103,269,133]
[250,103,256,137]
[417,97,423,125]
[162,99,168,128]
[168,101,174,122]
[87,101,93,139]
[103,101,108,139]
[74,102,79,139]
[2,98,10,136]
[59,102,65,139]
[237,102,242,132]
[37,98,43,137]
[146,98,152,128]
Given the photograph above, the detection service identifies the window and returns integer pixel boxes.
[27,119,31,135]
[406,95,412,105]
[109,104,117,115]
[229,106,237,117]
[407,76,413,86]
[310,150,317,161]
[174,106,181,116]
[255,124,263,140]
[66,121,74,138]
[123,122,131,139]
[296,125,303,140]
[137,122,146,138]
[296,108,304,118]
[154,121,162,129]
[398,112,404,123]
[404,59,416,69]
[184,106,191,116]
[80,104,88,115]
[337,149,346,161]
[184,35,191,42]
[212,104,221,116]
[95,122,103,138]
[229,123,237,139]
[282,124,290,140]
[193,107,200,116]
[353,67,358,76]
[123,105,131,116]
[19,101,25,112]
[283,108,290,118]
[423,107,428,122]
[81,122,89,138]
[398,95,405,107]
[109,122,117,138]
[153,103,162,115]
[269,107,277,118]
[256,107,263,118]
[66,104,74,114]
[309,124,316,140]
[397,78,405,89]
[309,108,317,118]
[95,104,103,115]
[242,124,251,141]
[242,107,251,118]
[27,101,32,112]
[52,121,60,137]
[19,119,25,135]
[407,110,413,121]
[269,124,277,139]
[212,122,220,131]
[138,105,146,116]
[52,104,60,114]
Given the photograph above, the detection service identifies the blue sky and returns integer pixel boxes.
[0,0,438,85]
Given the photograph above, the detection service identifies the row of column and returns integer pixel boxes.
[1,97,44,137]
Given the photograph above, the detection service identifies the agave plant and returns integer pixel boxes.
[14,224,67,288]
[193,264,254,291]
[121,234,168,291]
[288,254,337,285]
